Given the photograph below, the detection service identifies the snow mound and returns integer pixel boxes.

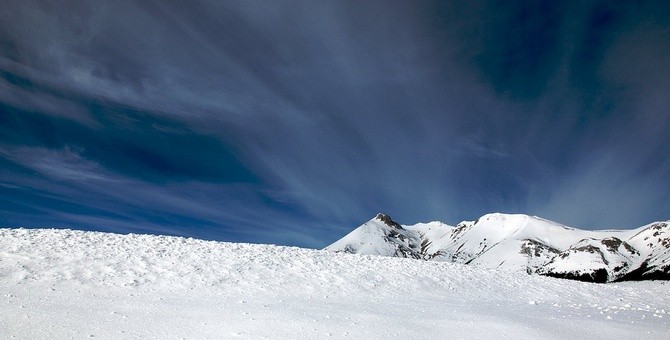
[1,227,669,339]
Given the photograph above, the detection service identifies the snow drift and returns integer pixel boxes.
[1,227,669,339]
[325,213,670,283]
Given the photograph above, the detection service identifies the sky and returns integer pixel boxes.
[1,1,669,248]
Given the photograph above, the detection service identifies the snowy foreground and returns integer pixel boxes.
[1,228,669,339]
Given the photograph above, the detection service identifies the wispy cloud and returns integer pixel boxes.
[0,145,323,246]
[1,1,668,246]
[0,146,112,181]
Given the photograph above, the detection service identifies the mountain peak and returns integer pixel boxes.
[375,213,402,229]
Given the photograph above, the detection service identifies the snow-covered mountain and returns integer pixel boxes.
[325,213,670,283]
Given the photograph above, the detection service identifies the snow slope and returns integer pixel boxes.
[325,213,670,282]
[1,228,669,339]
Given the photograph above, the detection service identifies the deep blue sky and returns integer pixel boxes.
[1,1,669,248]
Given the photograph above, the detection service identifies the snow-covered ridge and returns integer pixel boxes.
[325,213,670,283]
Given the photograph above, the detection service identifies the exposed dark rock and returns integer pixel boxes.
[542,268,609,284]
[616,262,670,282]
[419,236,432,255]
[622,242,639,255]
[450,223,470,240]
[375,213,403,229]
[600,237,622,252]
[519,239,560,257]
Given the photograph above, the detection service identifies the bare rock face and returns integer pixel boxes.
[375,213,403,229]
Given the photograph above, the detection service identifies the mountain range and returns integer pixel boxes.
[325,213,670,283]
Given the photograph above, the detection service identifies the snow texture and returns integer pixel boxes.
[1,227,669,339]
[326,213,670,282]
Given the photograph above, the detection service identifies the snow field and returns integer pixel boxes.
[1,228,668,339]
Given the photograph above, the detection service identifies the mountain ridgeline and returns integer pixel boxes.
[325,213,670,283]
